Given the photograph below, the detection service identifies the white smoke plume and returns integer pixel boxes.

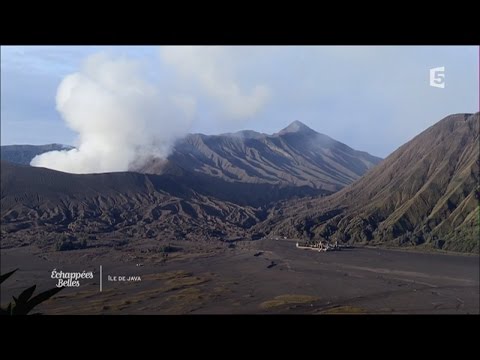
[160,46,270,120]
[31,53,194,174]
[31,48,271,174]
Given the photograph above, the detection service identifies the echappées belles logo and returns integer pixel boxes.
[51,269,94,287]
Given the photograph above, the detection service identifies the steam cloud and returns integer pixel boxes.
[31,49,270,174]
[160,46,270,120]
[31,53,193,173]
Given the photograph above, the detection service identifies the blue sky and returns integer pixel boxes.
[1,46,478,158]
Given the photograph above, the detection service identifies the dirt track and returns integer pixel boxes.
[1,239,478,314]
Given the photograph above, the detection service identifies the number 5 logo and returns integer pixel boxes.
[430,66,445,88]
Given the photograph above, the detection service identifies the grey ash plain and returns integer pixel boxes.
[1,239,478,314]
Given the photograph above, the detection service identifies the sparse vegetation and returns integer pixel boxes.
[260,294,319,309]
[322,306,367,314]
[159,244,179,253]
[54,234,88,251]
[165,274,209,292]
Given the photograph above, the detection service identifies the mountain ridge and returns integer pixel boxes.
[2,121,382,192]
[255,113,479,252]
[0,143,74,166]
[1,113,478,253]
[141,120,381,191]
[0,158,328,249]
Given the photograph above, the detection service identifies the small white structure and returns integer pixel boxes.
[296,240,341,252]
